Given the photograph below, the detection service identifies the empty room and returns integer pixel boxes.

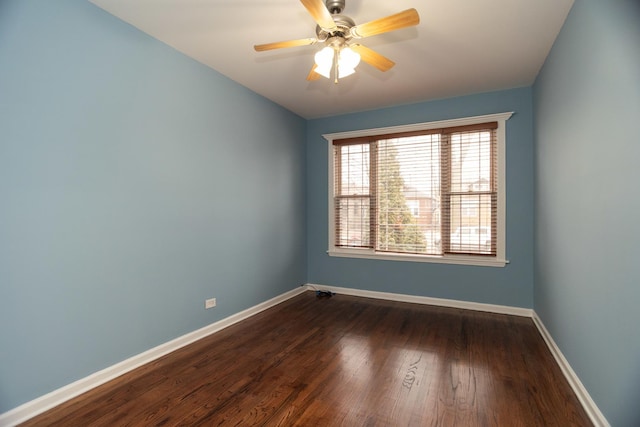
[0,0,638,426]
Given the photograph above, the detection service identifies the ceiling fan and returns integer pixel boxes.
[254,0,420,83]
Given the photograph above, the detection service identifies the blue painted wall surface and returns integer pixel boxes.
[306,88,534,308]
[0,0,306,412]
[533,0,640,425]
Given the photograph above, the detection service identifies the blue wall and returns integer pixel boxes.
[534,0,640,425]
[0,0,306,412]
[306,88,535,308]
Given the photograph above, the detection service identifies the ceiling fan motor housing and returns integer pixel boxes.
[325,0,345,14]
[316,14,355,40]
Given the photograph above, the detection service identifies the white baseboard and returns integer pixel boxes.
[0,286,307,427]
[531,313,610,427]
[305,283,533,317]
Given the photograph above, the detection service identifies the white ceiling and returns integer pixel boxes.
[89,0,574,119]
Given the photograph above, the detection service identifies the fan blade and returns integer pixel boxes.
[306,64,322,81]
[300,0,338,32]
[254,37,318,52]
[350,44,395,72]
[350,8,420,39]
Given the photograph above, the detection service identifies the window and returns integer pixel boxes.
[325,113,511,267]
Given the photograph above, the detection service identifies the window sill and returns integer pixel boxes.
[327,248,508,267]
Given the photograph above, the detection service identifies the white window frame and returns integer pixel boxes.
[325,112,512,267]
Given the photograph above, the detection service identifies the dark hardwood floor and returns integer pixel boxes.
[21,291,592,426]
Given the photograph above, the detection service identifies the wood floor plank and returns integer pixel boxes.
[20,292,593,426]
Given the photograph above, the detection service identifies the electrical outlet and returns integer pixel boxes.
[205,298,216,309]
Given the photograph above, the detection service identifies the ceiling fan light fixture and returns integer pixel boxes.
[313,44,361,81]
[314,46,334,73]
[339,46,361,70]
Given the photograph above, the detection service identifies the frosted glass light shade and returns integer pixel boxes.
[314,47,334,78]
[339,47,361,70]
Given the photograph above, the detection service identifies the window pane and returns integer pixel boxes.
[339,144,369,195]
[335,143,372,248]
[376,136,441,254]
[445,129,496,255]
[450,131,492,193]
[448,194,493,254]
[336,197,370,247]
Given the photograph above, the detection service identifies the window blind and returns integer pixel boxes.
[441,123,497,256]
[333,122,498,257]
